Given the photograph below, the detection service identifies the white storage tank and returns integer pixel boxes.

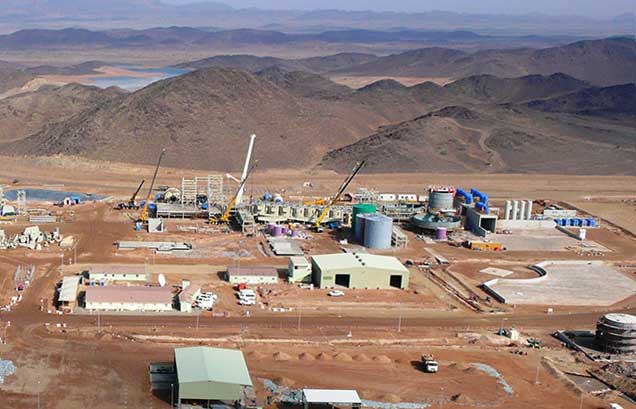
[363,214,393,249]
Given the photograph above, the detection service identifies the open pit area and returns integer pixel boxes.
[1,157,636,409]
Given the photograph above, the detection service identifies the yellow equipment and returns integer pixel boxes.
[210,161,258,224]
[313,160,366,232]
[139,148,166,223]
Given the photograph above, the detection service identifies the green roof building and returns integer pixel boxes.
[311,253,409,290]
[175,347,253,405]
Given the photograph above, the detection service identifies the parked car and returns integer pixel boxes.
[328,290,345,297]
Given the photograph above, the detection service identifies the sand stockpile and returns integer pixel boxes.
[316,352,333,361]
[353,354,371,362]
[299,352,315,361]
[273,352,293,361]
[380,394,401,403]
[273,376,296,387]
[247,351,265,359]
[373,355,393,364]
[334,353,353,362]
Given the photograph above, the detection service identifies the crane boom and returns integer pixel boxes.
[314,160,366,230]
[139,149,166,223]
[210,161,258,224]
[129,180,145,205]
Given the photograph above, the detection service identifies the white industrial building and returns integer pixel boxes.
[84,286,174,312]
[288,256,312,283]
[311,253,409,289]
[226,266,279,285]
[88,265,149,283]
[178,282,201,313]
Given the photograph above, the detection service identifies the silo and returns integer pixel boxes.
[525,200,533,220]
[429,190,454,211]
[596,313,636,354]
[511,200,519,220]
[504,201,512,220]
[352,203,376,231]
[354,213,368,243]
[363,214,393,249]
[519,201,527,221]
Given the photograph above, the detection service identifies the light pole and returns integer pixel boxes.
[59,254,64,276]
[297,303,301,332]
[170,383,174,409]
[397,311,402,333]
[37,380,41,409]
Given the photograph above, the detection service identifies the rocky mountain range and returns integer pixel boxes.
[1,59,634,174]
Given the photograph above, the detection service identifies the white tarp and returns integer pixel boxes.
[303,389,361,404]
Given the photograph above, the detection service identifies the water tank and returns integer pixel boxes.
[272,225,283,237]
[435,227,448,240]
[354,213,368,243]
[363,214,392,249]
[352,203,376,231]
[596,313,636,354]
[273,194,283,204]
[429,190,454,211]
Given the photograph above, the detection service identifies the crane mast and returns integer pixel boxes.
[314,160,366,231]
[139,148,166,223]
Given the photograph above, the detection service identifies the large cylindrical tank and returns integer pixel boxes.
[352,203,376,231]
[504,201,512,220]
[272,225,283,237]
[525,200,533,220]
[435,227,448,240]
[354,213,368,243]
[363,214,393,249]
[429,190,454,211]
[596,313,636,354]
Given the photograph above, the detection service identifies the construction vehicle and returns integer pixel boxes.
[138,149,166,224]
[117,180,145,210]
[421,354,439,373]
[313,160,366,232]
[209,161,257,225]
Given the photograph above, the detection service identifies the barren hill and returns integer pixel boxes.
[176,52,379,74]
[0,67,448,170]
[335,37,636,86]
[320,104,636,175]
[445,73,589,103]
[0,83,126,143]
[0,67,34,94]
[527,83,636,116]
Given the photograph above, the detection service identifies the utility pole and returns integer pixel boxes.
[297,303,301,332]
[59,254,64,276]
[196,311,200,331]
[534,353,541,384]
[397,311,402,333]
[171,383,174,409]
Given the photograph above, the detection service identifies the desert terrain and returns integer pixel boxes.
[0,2,635,409]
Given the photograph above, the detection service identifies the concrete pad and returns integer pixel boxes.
[480,267,513,277]
[490,229,609,252]
[483,261,636,306]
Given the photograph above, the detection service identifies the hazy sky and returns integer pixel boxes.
[165,0,635,17]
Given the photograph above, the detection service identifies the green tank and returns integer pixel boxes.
[352,203,377,230]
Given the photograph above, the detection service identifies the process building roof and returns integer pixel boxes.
[289,256,310,266]
[89,264,147,275]
[227,266,278,277]
[175,347,252,386]
[312,253,408,273]
[85,286,173,304]
[58,275,81,302]
[303,389,361,404]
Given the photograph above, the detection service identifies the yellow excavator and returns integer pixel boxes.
[313,160,366,232]
[138,148,166,223]
[209,161,258,224]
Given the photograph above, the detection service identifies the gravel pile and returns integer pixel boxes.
[0,360,16,384]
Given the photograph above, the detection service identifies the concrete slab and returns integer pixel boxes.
[480,267,513,277]
[490,229,609,252]
[483,261,636,306]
